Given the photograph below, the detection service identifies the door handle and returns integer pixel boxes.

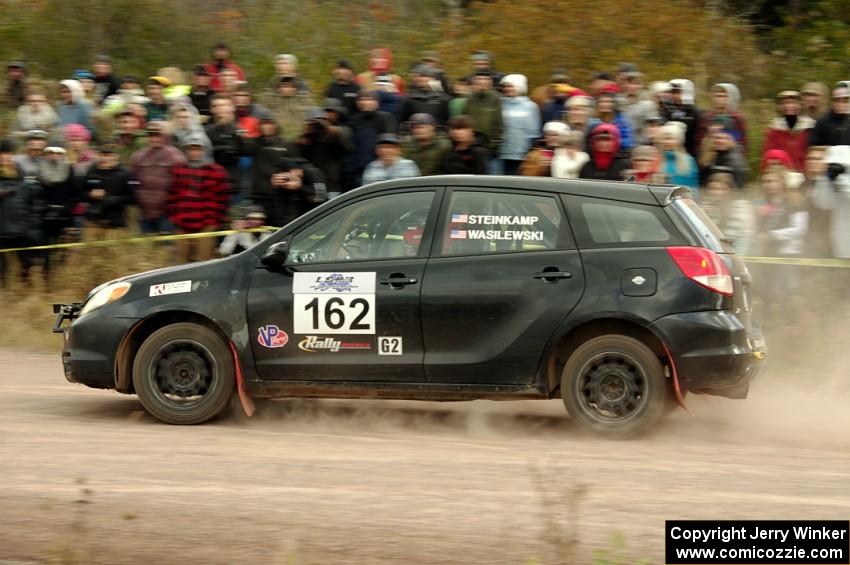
[532,271,572,281]
[379,275,418,287]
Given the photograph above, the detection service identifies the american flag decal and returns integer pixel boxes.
[450,229,467,239]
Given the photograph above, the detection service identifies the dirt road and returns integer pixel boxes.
[1,348,849,564]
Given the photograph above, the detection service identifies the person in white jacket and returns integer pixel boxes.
[551,129,589,179]
[813,144,850,258]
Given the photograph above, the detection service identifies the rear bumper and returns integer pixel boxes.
[651,311,765,399]
[62,312,139,390]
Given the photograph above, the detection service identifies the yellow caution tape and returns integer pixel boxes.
[0,227,279,253]
[741,256,850,268]
[3,232,850,268]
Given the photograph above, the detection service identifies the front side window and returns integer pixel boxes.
[287,191,434,264]
[441,191,564,256]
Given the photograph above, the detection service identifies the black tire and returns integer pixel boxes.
[132,322,235,425]
[561,334,668,438]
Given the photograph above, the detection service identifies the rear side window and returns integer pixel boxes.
[565,196,682,248]
[440,191,567,256]
[673,198,733,253]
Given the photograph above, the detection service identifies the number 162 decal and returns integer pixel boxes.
[293,294,375,334]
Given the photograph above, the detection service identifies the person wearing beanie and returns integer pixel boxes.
[82,142,137,238]
[461,70,503,173]
[499,74,540,175]
[658,121,699,191]
[809,86,850,147]
[763,91,814,171]
[399,65,450,127]
[63,124,96,174]
[627,144,665,184]
[347,90,396,189]
[297,104,351,198]
[551,128,589,179]
[268,76,316,143]
[56,79,93,133]
[250,117,299,210]
[579,123,630,181]
[129,121,186,234]
[0,138,35,285]
[619,70,655,143]
[218,205,271,256]
[521,120,570,177]
[403,112,450,177]
[188,65,215,121]
[92,54,121,105]
[14,129,48,177]
[324,59,361,117]
[467,50,504,87]
[3,62,28,111]
[361,134,420,185]
[420,51,450,94]
[168,135,230,263]
[696,83,747,153]
[203,42,245,92]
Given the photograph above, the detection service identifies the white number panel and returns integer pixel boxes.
[293,294,375,335]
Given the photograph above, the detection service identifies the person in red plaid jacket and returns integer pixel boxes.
[168,133,230,263]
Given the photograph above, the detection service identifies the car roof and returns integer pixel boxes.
[362,175,685,206]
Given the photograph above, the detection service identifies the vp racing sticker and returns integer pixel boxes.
[257,325,289,348]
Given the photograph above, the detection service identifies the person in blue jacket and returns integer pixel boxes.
[499,74,540,175]
[658,121,699,194]
[588,91,634,151]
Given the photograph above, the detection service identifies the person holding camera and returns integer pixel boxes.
[262,157,327,227]
[297,103,351,199]
[205,94,247,203]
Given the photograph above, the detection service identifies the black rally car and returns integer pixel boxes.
[54,176,765,437]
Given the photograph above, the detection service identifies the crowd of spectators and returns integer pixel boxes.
[2,43,850,286]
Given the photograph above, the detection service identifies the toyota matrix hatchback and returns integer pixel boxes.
[54,176,765,437]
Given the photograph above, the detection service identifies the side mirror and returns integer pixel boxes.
[260,240,290,270]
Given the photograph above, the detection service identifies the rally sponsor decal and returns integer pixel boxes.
[293,272,376,334]
[149,280,192,297]
[450,214,539,226]
[293,272,376,294]
[378,336,403,356]
[298,336,372,352]
[257,325,289,348]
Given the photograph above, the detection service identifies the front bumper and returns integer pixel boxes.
[61,311,139,390]
[651,310,766,399]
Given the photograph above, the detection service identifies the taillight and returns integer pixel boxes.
[666,246,733,296]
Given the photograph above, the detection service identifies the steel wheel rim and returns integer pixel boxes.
[149,339,218,409]
[574,351,648,424]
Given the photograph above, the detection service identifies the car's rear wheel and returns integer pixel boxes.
[561,335,668,438]
[132,322,235,425]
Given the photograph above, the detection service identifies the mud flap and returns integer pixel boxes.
[229,340,255,417]
[661,341,688,411]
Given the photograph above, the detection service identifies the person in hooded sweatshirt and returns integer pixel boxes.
[661,79,700,157]
[129,120,186,234]
[169,102,212,160]
[698,129,749,188]
[250,117,299,213]
[35,146,75,277]
[808,85,850,147]
[55,79,93,133]
[168,135,230,263]
[696,83,746,153]
[499,74,540,175]
[324,59,361,117]
[579,123,629,181]
[15,88,58,139]
[657,121,699,192]
[763,90,814,171]
[0,139,38,286]
[440,115,488,175]
[399,65,450,127]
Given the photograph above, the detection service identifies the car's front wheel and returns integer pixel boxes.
[561,335,668,438]
[132,322,235,425]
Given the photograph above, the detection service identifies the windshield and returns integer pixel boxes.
[672,198,734,253]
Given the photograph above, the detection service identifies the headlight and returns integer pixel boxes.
[80,282,132,316]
